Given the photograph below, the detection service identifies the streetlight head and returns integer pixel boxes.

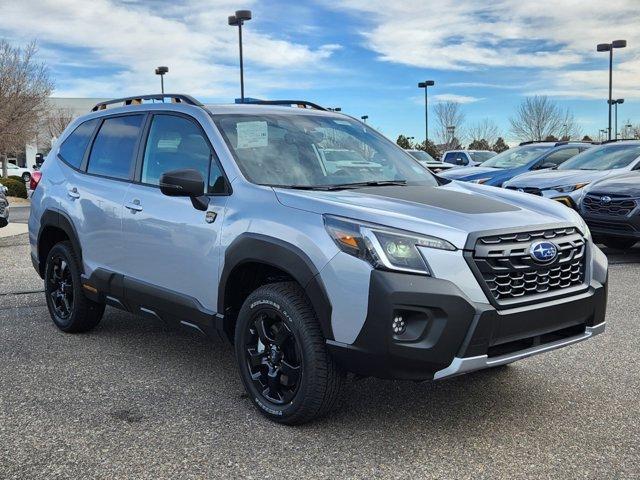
[612,39,627,49]
[618,98,625,104]
[228,15,238,25]
[597,43,611,52]
[155,66,168,75]
[425,80,435,86]
[235,10,252,21]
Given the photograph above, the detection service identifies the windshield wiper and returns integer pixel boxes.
[277,180,407,191]
[325,180,408,190]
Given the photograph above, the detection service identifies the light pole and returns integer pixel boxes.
[624,123,632,139]
[228,10,252,102]
[597,40,627,140]
[446,125,455,148]
[562,123,568,140]
[608,98,624,138]
[418,80,435,142]
[599,129,607,142]
[155,66,168,95]
[360,115,368,123]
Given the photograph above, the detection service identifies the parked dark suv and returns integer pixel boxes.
[580,171,640,250]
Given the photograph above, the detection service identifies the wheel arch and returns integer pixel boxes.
[37,209,83,277]
[219,233,333,342]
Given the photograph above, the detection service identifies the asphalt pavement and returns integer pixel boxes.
[0,231,639,479]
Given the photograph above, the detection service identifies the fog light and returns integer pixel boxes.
[392,316,406,335]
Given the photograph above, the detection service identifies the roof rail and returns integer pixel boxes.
[91,94,203,112]
[241,99,327,111]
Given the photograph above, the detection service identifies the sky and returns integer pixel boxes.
[1,0,640,144]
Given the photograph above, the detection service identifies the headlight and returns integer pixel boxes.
[575,215,591,239]
[323,215,455,275]
[553,183,589,193]
[469,178,490,184]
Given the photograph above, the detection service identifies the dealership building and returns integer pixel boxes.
[19,97,106,168]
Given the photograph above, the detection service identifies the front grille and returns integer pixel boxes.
[505,186,542,196]
[471,227,587,306]
[582,194,637,217]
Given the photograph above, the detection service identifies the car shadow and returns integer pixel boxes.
[598,242,640,264]
[73,306,567,433]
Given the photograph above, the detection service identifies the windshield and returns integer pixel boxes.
[213,113,439,188]
[558,144,640,171]
[481,145,550,169]
[408,150,436,162]
[468,151,495,163]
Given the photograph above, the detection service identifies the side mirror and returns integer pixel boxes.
[159,168,209,211]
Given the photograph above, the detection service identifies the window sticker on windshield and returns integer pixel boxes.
[237,121,268,148]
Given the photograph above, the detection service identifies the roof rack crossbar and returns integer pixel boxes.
[91,94,203,112]
[241,99,327,111]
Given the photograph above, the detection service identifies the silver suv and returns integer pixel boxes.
[29,94,608,425]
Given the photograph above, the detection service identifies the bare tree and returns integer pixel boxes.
[45,107,74,140]
[467,118,499,145]
[433,101,465,149]
[0,40,53,177]
[509,96,580,142]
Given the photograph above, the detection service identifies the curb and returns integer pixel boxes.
[0,223,29,238]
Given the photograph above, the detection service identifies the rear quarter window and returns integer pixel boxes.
[58,119,99,169]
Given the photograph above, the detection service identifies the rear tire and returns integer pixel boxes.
[235,282,343,425]
[602,237,637,250]
[44,241,105,333]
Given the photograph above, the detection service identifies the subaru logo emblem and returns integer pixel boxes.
[530,241,558,263]
[600,195,612,205]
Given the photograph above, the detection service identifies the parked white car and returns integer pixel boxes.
[2,163,33,182]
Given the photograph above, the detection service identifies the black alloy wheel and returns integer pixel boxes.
[48,255,74,319]
[244,308,302,405]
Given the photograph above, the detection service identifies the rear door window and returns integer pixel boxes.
[58,119,99,169]
[87,115,145,180]
[543,148,579,166]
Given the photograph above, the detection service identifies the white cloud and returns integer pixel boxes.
[431,94,483,104]
[324,0,640,98]
[0,0,340,99]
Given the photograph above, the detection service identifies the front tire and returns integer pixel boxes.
[44,241,105,333]
[235,282,343,425]
[602,237,637,250]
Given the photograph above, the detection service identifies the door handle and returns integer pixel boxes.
[125,199,143,212]
[67,187,80,199]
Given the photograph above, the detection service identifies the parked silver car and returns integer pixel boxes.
[0,185,8,228]
[504,142,640,208]
[29,94,608,425]
[405,149,453,173]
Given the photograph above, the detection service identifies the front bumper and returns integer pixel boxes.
[583,213,640,240]
[327,269,607,381]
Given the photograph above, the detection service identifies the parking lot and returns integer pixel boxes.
[0,216,638,479]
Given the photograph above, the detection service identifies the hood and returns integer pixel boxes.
[439,166,501,180]
[586,172,640,197]
[274,182,581,249]
[504,169,615,189]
